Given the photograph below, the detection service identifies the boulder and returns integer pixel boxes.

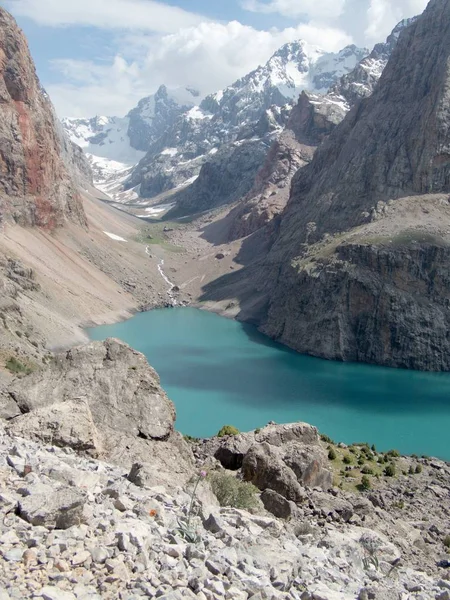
[241,424,331,502]
[260,489,297,519]
[18,487,85,529]
[242,443,306,503]
[9,338,175,442]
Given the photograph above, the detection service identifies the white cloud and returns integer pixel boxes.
[241,0,429,45]
[47,20,352,117]
[242,0,347,20]
[5,0,205,33]
[364,0,428,42]
[7,0,429,117]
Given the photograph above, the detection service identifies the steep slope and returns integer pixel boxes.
[226,18,417,241]
[128,42,367,209]
[255,0,450,371]
[0,8,86,229]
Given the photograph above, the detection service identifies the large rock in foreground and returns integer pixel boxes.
[5,338,193,487]
[9,338,175,442]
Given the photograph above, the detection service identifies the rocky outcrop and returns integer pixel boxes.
[0,8,86,228]
[251,0,450,370]
[4,338,193,486]
[196,423,332,504]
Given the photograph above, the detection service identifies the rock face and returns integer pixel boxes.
[4,338,193,486]
[251,0,450,371]
[0,8,86,228]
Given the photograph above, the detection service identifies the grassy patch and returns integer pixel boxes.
[209,472,259,510]
[5,356,34,376]
[135,222,184,253]
[321,440,417,493]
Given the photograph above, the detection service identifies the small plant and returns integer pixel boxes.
[408,466,415,475]
[5,357,32,376]
[360,533,382,572]
[371,444,376,452]
[393,500,404,509]
[209,472,258,510]
[183,434,200,443]
[415,464,423,474]
[343,454,352,465]
[358,456,365,466]
[217,425,240,437]
[176,470,207,543]
[328,448,337,460]
[387,449,400,458]
[320,434,334,444]
[384,464,396,477]
[443,535,450,549]
[254,428,261,434]
[361,465,374,475]
[360,475,371,491]
[349,447,358,455]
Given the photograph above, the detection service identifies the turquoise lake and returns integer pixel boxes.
[87,307,450,460]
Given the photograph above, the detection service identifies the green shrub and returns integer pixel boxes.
[209,473,258,510]
[343,454,352,465]
[361,465,374,475]
[387,449,400,458]
[408,466,415,475]
[384,464,396,477]
[360,475,371,490]
[183,434,200,443]
[5,357,32,376]
[320,434,334,444]
[443,535,450,549]
[371,444,377,452]
[358,456,365,466]
[415,464,423,474]
[254,428,261,434]
[217,425,240,437]
[349,447,357,455]
[328,448,337,460]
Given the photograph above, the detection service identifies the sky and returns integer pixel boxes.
[4,0,429,118]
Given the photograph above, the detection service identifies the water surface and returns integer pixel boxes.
[88,307,450,459]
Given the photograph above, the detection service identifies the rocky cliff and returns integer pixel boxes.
[0,8,86,229]
[254,0,450,370]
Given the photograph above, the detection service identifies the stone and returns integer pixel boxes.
[18,487,85,529]
[71,551,91,566]
[41,587,77,600]
[261,489,296,519]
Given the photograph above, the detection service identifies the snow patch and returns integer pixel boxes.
[103,232,128,242]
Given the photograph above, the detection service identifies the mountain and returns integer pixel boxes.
[141,42,367,217]
[0,9,86,229]
[220,0,450,371]
[226,18,417,241]
[62,85,198,201]
[63,42,366,206]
